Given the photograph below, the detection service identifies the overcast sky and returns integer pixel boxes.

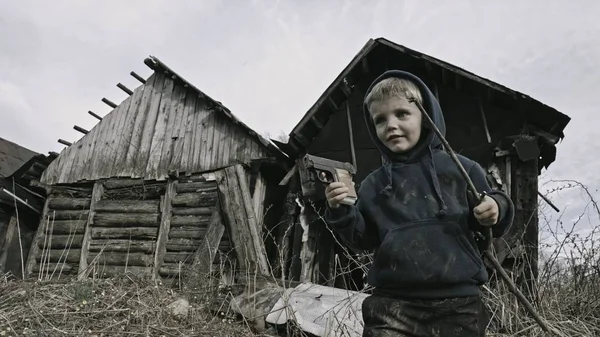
[1,1,599,252]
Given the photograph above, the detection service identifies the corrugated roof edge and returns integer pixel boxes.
[143,56,288,161]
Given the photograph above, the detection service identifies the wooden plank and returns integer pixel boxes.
[163,252,193,264]
[84,110,111,180]
[90,102,121,180]
[78,182,103,280]
[178,93,197,174]
[25,191,52,278]
[214,168,252,268]
[210,113,225,170]
[97,94,130,180]
[234,164,269,275]
[57,144,77,184]
[91,227,158,240]
[165,238,201,252]
[202,109,216,172]
[88,251,154,267]
[132,71,163,177]
[153,180,175,279]
[88,240,156,253]
[171,207,215,216]
[196,99,210,174]
[77,117,101,181]
[95,200,160,213]
[171,193,218,208]
[252,172,267,228]
[170,215,211,227]
[37,235,84,249]
[121,75,155,176]
[113,85,144,174]
[89,265,152,278]
[169,227,206,239]
[47,198,91,210]
[192,210,225,273]
[48,210,90,221]
[43,220,87,235]
[167,87,189,171]
[145,77,175,179]
[176,181,217,193]
[93,213,160,227]
[0,216,18,276]
[157,83,186,178]
[34,249,81,264]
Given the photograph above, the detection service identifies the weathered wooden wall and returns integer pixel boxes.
[41,71,271,185]
[25,163,275,282]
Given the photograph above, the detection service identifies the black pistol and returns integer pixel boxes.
[301,154,357,205]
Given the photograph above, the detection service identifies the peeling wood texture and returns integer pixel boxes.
[40,70,273,185]
[215,165,269,276]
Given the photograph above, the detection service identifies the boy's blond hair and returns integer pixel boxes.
[365,77,423,110]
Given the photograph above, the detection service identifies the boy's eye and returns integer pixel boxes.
[373,116,385,124]
[395,111,408,118]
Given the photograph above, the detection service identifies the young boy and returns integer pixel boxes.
[324,70,514,337]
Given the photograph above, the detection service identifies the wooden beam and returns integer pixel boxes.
[278,164,297,186]
[58,139,72,147]
[130,71,146,84]
[215,166,269,276]
[117,82,133,95]
[153,180,176,279]
[73,125,89,135]
[25,189,50,279]
[88,110,102,121]
[478,99,492,144]
[191,209,225,273]
[77,182,104,280]
[101,97,117,109]
[346,102,357,168]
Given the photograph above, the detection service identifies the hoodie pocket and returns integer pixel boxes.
[372,220,483,287]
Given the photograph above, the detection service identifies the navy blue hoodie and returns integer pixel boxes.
[325,70,515,300]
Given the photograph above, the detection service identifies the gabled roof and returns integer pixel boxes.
[287,37,571,161]
[0,137,38,178]
[143,56,286,159]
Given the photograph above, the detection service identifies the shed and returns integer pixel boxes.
[0,137,55,278]
[275,37,571,294]
[25,56,290,282]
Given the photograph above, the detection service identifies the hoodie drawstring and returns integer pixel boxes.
[379,147,448,218]
[426,147,448,218]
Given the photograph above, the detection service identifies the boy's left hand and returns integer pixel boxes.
[473,195,499,227]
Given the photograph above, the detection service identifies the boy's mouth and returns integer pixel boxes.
[387,134,404,141]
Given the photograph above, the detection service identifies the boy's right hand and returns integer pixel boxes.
[325,182,351,209]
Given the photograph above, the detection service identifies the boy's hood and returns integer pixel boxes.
[363,70,446,163]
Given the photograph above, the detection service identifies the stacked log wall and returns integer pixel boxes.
[27,185,93,278]
[85,179,165,278]
[159,175,235,279]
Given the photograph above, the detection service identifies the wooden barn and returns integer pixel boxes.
[274,37,571,294]
[0,137,55,278]
[24,56,290,282]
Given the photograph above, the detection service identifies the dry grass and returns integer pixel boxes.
[0,272,257,337]
[1,180,599,336]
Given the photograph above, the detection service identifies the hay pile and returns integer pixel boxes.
[0,273,256,337]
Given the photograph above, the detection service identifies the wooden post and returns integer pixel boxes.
[346,102,357,168]
[25,189,52,279]
[77,182,104,280]
[153,180,176,279]
[130,71,146,84]
[0,215,17,275]
[192,209,225,272]
[215,165,269,276]
[234,165,270,275]
[512,151,539,302]
[88,110,103,121]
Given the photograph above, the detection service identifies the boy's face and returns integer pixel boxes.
[369,95,422,154]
